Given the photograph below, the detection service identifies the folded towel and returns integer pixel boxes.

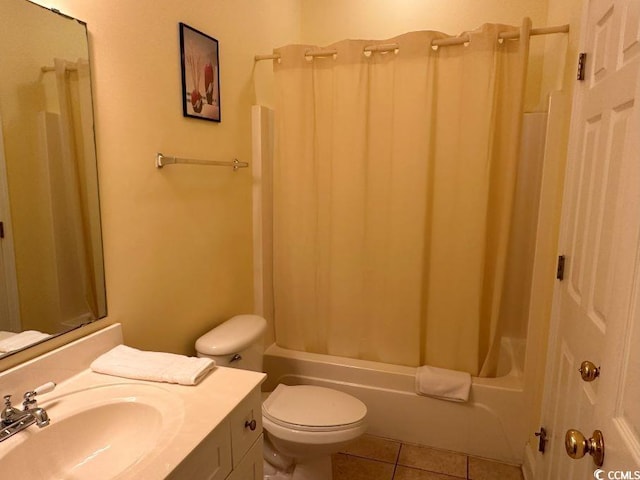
[90,345,216,386]
[415,365,471,402]
[0,331,50,353]
[0,331,17,342]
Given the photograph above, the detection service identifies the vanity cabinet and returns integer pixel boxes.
[168,385,264,480]
[0,325,267,480]
[226,435,264,480]
[167,420,233,479]
[229,387,262,466]
[227,386,263,480]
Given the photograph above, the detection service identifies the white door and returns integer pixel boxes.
[537,0,640,478]
[0,114,20,332]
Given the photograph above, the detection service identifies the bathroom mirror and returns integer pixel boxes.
[0,0,106,359]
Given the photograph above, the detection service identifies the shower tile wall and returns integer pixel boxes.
[333,435,524,480]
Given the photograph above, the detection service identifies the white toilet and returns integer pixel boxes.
[196,314,368,480]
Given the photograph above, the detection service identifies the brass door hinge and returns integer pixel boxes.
[577,53,587,81]
[535,427,548,453]
[557,255,566,280]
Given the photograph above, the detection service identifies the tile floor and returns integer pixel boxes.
[332,435,524,480]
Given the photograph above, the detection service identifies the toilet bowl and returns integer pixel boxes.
[196,315,368,480]
[263,383,367,455]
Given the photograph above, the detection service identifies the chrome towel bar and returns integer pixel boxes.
[155,153,248,171]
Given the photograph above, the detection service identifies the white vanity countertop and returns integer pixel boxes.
[0,324,266,479]
[0,364,265,479]
[91,367,265,478]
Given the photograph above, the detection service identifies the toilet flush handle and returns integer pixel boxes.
[230,354,242,362]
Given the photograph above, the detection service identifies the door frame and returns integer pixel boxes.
[532,0,640,476]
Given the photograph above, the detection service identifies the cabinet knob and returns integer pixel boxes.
[245,419,257,431]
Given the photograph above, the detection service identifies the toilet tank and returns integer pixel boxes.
[195,314,267,372]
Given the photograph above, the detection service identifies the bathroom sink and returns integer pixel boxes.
[0,383,184,479]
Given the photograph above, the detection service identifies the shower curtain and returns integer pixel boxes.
[46,58,100,323]
[272,23,529,376]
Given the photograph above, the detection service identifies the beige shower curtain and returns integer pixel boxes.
[51,58,100,322]
[272,23,529,376]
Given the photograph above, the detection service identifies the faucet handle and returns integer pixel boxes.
[33,382,56,396]
[1,395,18,425]
[23,381,56,409]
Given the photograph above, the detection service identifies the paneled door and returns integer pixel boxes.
[0,113,20,332]
[537,0,640,478]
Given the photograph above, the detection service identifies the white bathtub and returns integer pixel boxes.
[263,338,528,464]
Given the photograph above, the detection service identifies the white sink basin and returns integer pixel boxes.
[0,383,184,479]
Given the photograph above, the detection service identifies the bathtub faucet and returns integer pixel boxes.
[0,381,56,443]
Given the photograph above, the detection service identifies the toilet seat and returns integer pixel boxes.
[262,384,367,433]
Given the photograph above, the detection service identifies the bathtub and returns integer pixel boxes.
[262,338,528,464]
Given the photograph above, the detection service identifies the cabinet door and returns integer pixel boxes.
[229,386,263,466]
[226,435,264,480]
[167,419,232,480]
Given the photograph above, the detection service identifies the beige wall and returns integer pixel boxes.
[300,0,548,43]
[541,0,585,95]
[299,0,551,110]
[1,6,585,469]
[29,0,301,355]
[8,1,575,372]
[27,0,560,356]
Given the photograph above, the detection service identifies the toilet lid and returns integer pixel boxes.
[262,384,367,431]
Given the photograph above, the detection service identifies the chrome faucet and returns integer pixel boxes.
[1,382,56,442]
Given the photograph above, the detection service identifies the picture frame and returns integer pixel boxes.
[179,22,220,122]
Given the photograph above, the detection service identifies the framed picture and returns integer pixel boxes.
[179,22,220,122]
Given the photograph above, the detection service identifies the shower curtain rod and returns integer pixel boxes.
[155,152,248,171]
[254,23,569,61]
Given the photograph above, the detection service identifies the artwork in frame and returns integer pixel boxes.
[179,22,220,122]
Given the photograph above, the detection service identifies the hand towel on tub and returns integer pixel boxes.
[415,365,471,402]
[0,330,50,353]
[90,345,216,386]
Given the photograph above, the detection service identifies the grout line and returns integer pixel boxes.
[347,436,521,480]
[391,463,398,480]
[341,452,396,464]
[391,443,403,480]
[467,455,470,479]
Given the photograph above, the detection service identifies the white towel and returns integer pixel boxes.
[90,345,216,386]
[0,331,50,353]
[415,365,471,402]
[0,331,17,342]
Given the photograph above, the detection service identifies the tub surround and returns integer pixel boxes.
[0,324,266,479]
[263,343,526,464]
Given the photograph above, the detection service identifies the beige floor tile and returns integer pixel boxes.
[468,457,523,480]
[340,434,401,463]
[398,444,467,478]
[394,465,464,480]
[332,453,395,480]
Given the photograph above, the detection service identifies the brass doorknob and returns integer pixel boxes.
[579,361,600,382]
[565,429,605,466]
